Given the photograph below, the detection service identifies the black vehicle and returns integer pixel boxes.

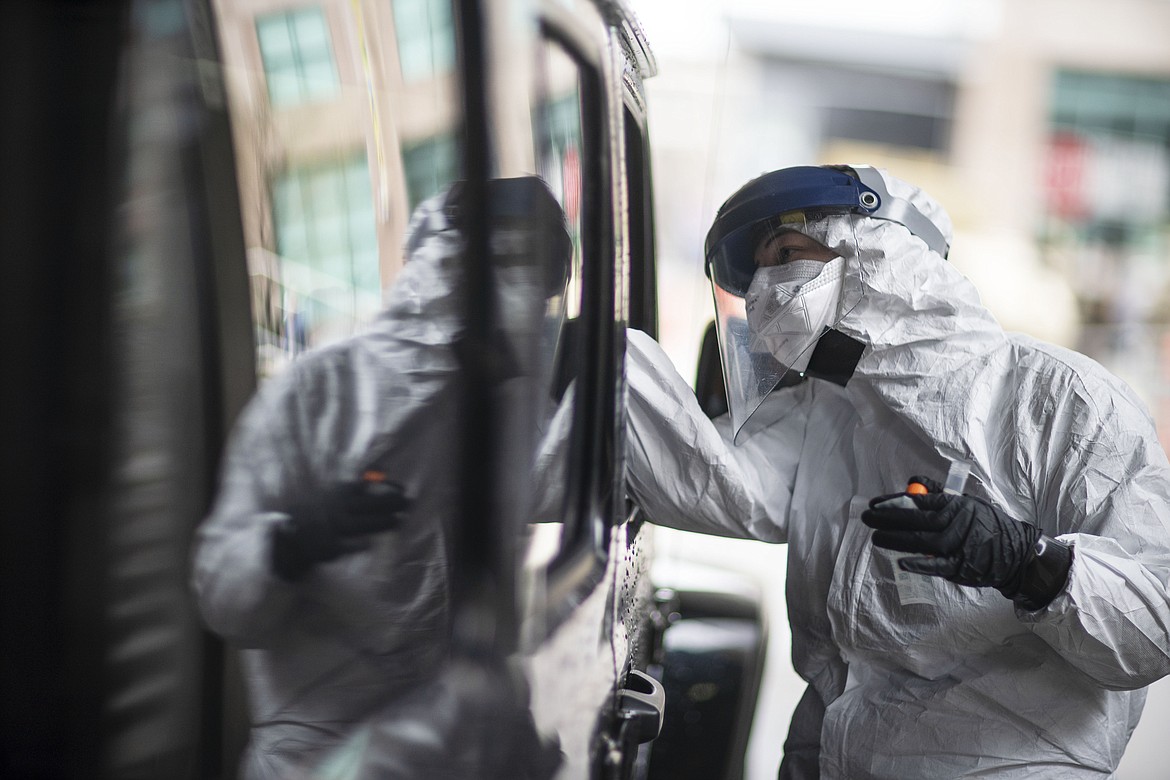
[2,1,764,778]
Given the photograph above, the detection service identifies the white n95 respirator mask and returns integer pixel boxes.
[744,255,845,373]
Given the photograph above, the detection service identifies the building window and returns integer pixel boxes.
[401,134,459,209]
[825,106,951,154]
[1042,70,1170,448]
[256,7,340,107]
[392,0,455,83]
[1047,71,1170,224]
[271,155,380,349]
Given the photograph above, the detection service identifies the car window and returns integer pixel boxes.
[521,33,589,571]
[518,25,620,591]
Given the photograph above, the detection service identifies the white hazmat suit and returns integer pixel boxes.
[626,169,1170,778]
[192,196,462,779]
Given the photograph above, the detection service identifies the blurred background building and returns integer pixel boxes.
[634,1,1170,778]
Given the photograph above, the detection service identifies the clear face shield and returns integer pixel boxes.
[707,208,867,442]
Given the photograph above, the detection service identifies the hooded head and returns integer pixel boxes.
[829,169,1002,377]
[705,164,996,442]
[382,177,573,384]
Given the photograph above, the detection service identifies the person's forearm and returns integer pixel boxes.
[625,328,787,541]
[192,511,299,647]
[1019,534,1170,689]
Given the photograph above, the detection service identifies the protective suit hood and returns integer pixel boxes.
[824,171,1009,477]
[705,165,964,440]
[832,171,1000,374]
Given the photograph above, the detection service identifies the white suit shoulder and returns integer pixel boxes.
[1007,331,1157,427]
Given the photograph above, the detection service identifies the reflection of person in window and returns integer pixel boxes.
[191,178,571,780]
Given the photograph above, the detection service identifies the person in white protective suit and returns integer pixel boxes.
[192,177,571,780]
[625,164,1170,778]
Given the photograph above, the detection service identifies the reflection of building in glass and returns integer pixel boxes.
[212,0,460,372]
[392,0,456,83]
[255,6,341,107]
[401,133,458,209]
[272,155,380,347]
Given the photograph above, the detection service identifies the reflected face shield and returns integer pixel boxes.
[474,177,572,386]
[707,210,865,442]
[491,224,571,386]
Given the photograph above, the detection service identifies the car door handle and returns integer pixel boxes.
[618,669,665,744]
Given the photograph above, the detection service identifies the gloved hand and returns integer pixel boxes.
[270,477,410,582]
[861,475,1069,608]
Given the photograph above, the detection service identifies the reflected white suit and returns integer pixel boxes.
[192,197,459,779]
[626,172,1170,778]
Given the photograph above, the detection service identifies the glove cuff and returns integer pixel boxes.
[1011,535,1073,611]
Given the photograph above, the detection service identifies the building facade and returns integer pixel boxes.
[212,0,462,371]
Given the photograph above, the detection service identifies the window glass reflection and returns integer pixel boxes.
[256,7,340,107]
[215,0,462,377]
[402,133,459,209]
[270,156,380,349]
[392,0,456,83]
[516,36,589,571]
[534,50,584,322]
[197,3,609,774]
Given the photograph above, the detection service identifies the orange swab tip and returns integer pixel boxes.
[906,482,929,496]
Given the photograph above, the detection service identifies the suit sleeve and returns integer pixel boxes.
[190,372,309,647]
[1019,370,1170,690]
[625,328,789,542]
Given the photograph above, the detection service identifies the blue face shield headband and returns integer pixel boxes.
[704,165,950,296]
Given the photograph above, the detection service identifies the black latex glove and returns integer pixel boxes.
[270,478,410,581]
[861,475,1041,599]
